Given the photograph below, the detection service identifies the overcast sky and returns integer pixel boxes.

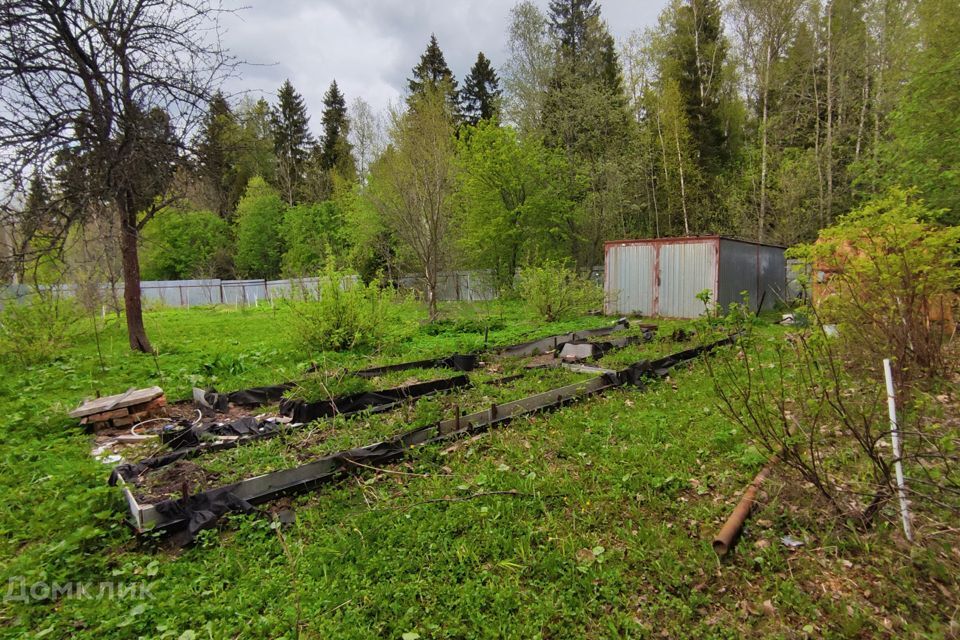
[220,0,668,125]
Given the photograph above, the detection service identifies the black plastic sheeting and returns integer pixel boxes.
[114,375,473,484]
[131,334,736,545]
[354,354,479,378]
[153,486,257,547]
[200,384,295,411]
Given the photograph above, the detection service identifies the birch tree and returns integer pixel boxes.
[367,89,457,320]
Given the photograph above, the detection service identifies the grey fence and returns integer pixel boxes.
[1,271,497,310]
[395,271,497,303]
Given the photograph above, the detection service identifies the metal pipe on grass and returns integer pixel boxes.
[713,458,778,556]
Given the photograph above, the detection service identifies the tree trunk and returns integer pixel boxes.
[674,122,690,236]
[759,43,771,243]
[118,204,152,353]
[825,1,834,223]
[426,271,438,322]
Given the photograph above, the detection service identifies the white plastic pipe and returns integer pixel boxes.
[883,358,914,542]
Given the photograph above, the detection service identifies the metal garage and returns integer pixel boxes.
[604,236,787,318]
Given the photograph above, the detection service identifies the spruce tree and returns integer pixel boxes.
[319,79,355,178]
[194,91,239,218]
[407,34,460,115]
[548,0,601,61]
[665,0,729,176]
[271,79,315,204]
[461,52,502,125]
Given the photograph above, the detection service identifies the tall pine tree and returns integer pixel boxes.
[542,0,635,266]
[319,80,355,179]
[271,80,315,205]
[408,34,460,116]
[461,52,502,125]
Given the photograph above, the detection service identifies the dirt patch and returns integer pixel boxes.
[134,459,222,504]
[524,353,559,368]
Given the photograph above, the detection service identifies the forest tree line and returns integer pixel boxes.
[4,0,958,311]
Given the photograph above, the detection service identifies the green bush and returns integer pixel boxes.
[280,201,343,277]
[289,259,393,352]
[0,294,83,366]
[793,188,960,382]
[517,261,603,322]
[140,208,234,279]
[234,176,286,279]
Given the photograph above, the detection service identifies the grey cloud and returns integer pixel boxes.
[220,0,667,128]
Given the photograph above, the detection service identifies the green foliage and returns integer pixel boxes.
[193,92,243,217]
[366,87,457,320]
[319,80,356,180]
[233,177,286,279]
[140,208,234,280]
[288,259,393,352]
[407,34,460,113]
[0,301,956,638]
[517,260,602,321]
[662,0,730,176]
[284,370,373,403]
[271,80,315,204]
[794,188,960,381]
[455,121,576,288]
[865,0,960,222]
[280,201,343,276]
[0,294,82,366]
[232,97,277,189]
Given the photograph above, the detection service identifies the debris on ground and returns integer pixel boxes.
[781,534,805,549]
[69,386,166,431]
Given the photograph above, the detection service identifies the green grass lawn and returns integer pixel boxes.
[0,301,955,639]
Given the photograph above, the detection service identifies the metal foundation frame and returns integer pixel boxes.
[117,335,735,536]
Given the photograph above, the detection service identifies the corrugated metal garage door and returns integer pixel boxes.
[604,243,655,315]
[657,241,717,318]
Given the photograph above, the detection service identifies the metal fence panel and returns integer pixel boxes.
[1,271,499,310]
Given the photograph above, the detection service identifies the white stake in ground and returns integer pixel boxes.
[883,358,914,543]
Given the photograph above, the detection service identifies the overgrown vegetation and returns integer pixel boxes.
[794,189,960,382]
[517,261,603,322]
[0,302,956,638]
[287,260,404,353]
[0,293,82,366]
[283,369,372,403]
[704,192,960,536]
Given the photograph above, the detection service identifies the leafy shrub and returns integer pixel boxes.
[234,176,286,279]
[0,294,83,366]
[517,261,603,322]
[289,259,393,352]
[793,188,960,383]
[141,208,234,279]
[280,202,344,277]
